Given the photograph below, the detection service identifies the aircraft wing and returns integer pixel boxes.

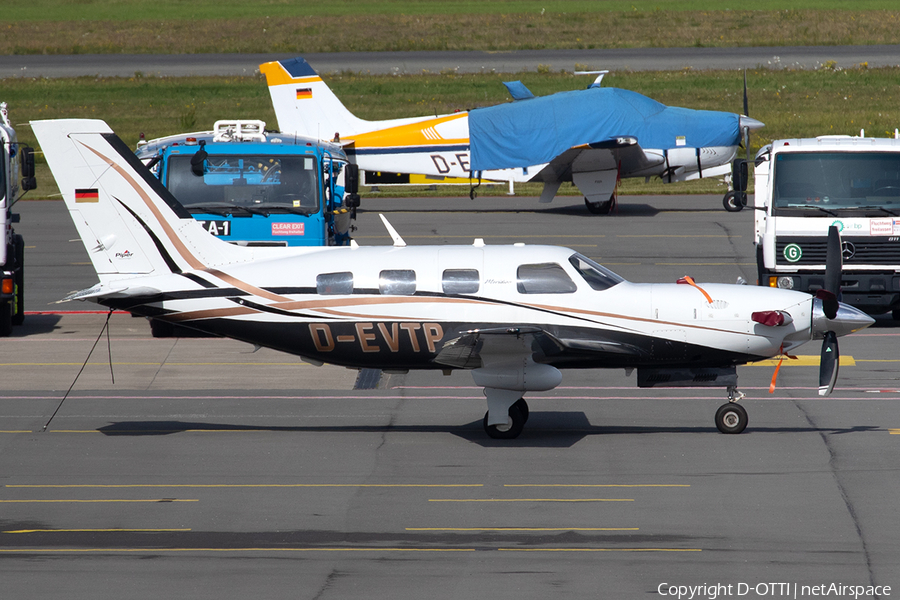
[434,326,566,369]
[531,138,664,183]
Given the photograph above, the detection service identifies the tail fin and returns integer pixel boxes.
[261,57,370,139]
[260,57,437,140]
[31,119,248,286]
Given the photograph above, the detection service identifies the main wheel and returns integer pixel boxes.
[483,403,526,440]
[723,191,744,212]
[513,398,529,424]
[715,402,748,434]
[584,197,612,215]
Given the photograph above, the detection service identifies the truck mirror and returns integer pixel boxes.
[345,163,359,195]
[732,159,748,192]
[190,147,208,177]
[20,146,35,178]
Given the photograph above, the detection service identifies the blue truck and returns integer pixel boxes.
[136,119,359,248]
[135,119,359,336]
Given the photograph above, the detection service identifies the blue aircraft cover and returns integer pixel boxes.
[468,87,740,172]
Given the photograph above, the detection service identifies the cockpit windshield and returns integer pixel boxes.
[773,152,900,216]
[568,253,625,291]
[166,154,319,214]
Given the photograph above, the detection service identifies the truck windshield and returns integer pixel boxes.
[166,154,319,214]
[773,152,900,215]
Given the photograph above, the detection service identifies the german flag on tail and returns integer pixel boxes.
[296,88,313,100]
[75,188,99,203]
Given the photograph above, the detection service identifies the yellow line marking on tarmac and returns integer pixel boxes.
[857,359,900,363]
[3,528,191,534]
[7,484,483,489]
[406,527,639,531]
[750,355,856,367]
[0,499,198,503]
[498,548,701,552]
[889,429,900,435]
[429,499,633,503]
[504,484,688,488]
[0,547,475,553]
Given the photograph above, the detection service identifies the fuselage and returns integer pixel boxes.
[97,244,828,371]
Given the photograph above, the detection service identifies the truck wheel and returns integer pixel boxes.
[0,302,11,337]
[12,234,24,326]
[723,191,744,212]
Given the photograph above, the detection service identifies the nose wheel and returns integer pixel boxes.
[715,402,748,434]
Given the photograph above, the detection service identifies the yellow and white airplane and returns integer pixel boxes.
[34,118,871,439]
[260,57,764,214]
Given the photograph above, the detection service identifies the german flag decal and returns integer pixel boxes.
[296,88,313,100]
[75,188,99,203]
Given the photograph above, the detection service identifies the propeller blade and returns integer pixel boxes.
[743,69,749,117]
[818,331,839,396]
[815,289,839,320]
[742,69,750,162]
[824,225,842,296]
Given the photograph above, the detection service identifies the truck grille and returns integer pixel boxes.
[776,237,900,266]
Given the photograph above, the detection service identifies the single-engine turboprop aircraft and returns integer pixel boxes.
[260,57,764,214]
[33,119,872,439]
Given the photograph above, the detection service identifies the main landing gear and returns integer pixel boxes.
[483,398,529,439]
[714,386,748,434]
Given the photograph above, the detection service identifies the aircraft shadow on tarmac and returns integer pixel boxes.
[361,202,663,218]
[95,414,882,447]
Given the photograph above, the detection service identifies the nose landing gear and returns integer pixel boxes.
[715,386,748,434]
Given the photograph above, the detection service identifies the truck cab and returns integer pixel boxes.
[754,134,900,318]
[136,120,359,248]
[0,102,36,336]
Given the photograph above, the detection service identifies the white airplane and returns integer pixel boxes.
[33,119,872,439]
[260,57,764,214]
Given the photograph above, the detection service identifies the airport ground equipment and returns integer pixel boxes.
[0,103,36,336]
[754,132,900,318]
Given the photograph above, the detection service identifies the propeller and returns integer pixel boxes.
[817,225,843,396]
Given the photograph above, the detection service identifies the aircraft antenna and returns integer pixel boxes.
[379,214,407,247]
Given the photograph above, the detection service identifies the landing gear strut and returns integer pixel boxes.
[483,398,529,439]
[715,386,748,434]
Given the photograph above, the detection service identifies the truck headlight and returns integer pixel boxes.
[776,276,794,289]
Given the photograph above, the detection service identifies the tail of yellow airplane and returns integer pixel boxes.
[260,57,437,140]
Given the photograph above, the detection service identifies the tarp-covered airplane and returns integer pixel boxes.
[33,119,870,439]
[260,57,764,214]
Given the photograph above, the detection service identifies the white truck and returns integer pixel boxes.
[0,103,36,336]
[753,133,900,319]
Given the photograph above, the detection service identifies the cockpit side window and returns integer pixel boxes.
[316,271,353,295]
[516,263,577,294]
[442,269,480,294]
[568,253,624,291]
[379,269,416,296]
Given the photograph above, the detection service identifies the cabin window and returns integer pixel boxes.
[516,263,577,294]
[442,269,480,294]
[568,253,624,291]
[316,271,353,295]
[379,269,416,296]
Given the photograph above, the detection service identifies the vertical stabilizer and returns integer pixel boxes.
[31,119,249,285]
[261,57,371,139]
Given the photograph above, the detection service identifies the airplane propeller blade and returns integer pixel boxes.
[824,224,843,296]
[818,331,840,396]
[818,224,844,395]
[743,69,750,162]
